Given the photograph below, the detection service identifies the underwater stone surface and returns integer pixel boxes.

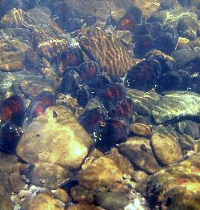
[152,91,200,124]
[151,133,182,166]
[118,137,161,174]
[147,153,200,209]
[16,105,93,169]
[78,157,123,190]
[21,192,65,210]
[127,89,160,116]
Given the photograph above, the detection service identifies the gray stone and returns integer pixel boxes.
[152,91,200,124]
[94,192,129,210]
[127,89,160,116]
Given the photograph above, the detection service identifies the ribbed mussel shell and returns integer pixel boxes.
[79,27,136,80]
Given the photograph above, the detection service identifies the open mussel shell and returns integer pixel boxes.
[22,91,56,129]
[78,108,107,134]
[96,83,126,111]
[77,60,101,84]
[1,95,25,126]
[108,97,133,122]
[59,67,81,96]
[124,59,161,91]
[92,119,129,152]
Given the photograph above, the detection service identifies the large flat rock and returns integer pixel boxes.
[16,106,93,170]
[152,91,200,123]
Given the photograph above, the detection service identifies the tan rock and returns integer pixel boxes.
[118,137,161,174]
[68,204,101,210]
[71,185,94,204]
[135,0,161,19]
[21,192,65,210]
[147,153,200,209]
[0,38,30,72]
[9,171,26,193]
[151,133,182,165]
[27,162,72,189]
[130,123,152,137]
[54,188,70,203]
[78,157,123,190]
[17,106,93,170]
[106,148,134,179]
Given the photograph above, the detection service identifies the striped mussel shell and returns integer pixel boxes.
[78,27,136,80]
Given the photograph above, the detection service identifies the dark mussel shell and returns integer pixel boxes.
[154,32,177,55]
[0,121,22,154]
[77,60,101,84]
[134,35,154,57]
[61,47,84,71]
[23,91,56,128]
[155,70,190,93]
[108,97,133,122]
[87,74,111,91]
[78,108,107,134]
[96,83,126,111]
[92,119,129,152]
[124,59,161,91]
[117,6,142,32]
[60,67,81,96]
[1,95,25,126]
[183,57,200,75]
[147,55,174,75]
[75,84,92,107]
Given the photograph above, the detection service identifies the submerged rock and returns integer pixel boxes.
[127,89,160,116]
[152,91,200,124]
[94,192,130,210]
[147,153,200,209]
[78,157,123,190]
[118,137,161,174]
[21,192,65,210]
[16,105,93,169]
[151,133,182,166]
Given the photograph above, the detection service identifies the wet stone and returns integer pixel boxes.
[178,134,196,151]
[118,137,161,174]
[70,185,94,204]
[21,192,65,210]
[147,153,200,209]
[68,204,101,210]
[135,0,161,19]
[172,49,200,68]
[176,120,200,139]
[19,79,55,99]
[132,170,149,182]
[106,148,134,179]
[152,91,200,124]
[151,133,182,166]
[66,0,135,21]
[9,171,26,193]
[127,89,160,116]
[27,162,73,189]
[16,105,93,170]
[130,123,152,137]
[54,188,70,204]
[94,192,130,210]
[78,157,123,190]
[156,8,198,40]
